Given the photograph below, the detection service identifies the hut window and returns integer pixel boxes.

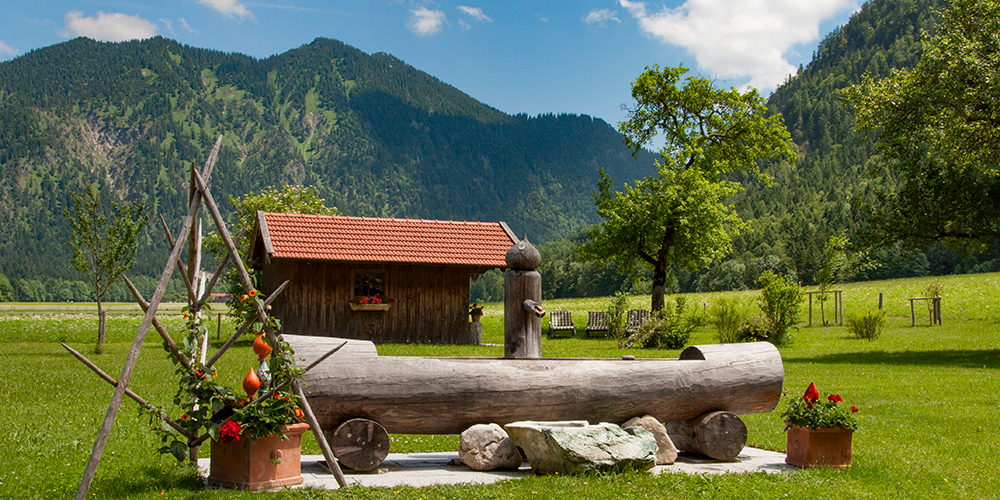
[353,271,385,301]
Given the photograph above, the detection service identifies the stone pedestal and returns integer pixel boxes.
[467,322,483,344]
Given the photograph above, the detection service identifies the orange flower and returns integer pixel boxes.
[182,311,188,319]
[180,414,189,421]
[194,369,205,378]
[212,370,218,378]
[241,294,248,301]
[294,408,304,419]
[249,290,257,297]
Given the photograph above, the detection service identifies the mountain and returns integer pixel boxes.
[538,0,1000,300]
[0,36,657,289]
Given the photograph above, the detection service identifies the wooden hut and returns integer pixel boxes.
[249,212,517,344]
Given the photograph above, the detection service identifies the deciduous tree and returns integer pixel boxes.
[64,185,149,350]
[582,65,795,310]
[844,0,1000,251]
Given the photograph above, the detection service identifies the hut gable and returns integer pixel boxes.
[250,212,516,344]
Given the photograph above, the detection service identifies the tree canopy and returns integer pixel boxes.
[844,0,1000,251]
[582,65,795,311]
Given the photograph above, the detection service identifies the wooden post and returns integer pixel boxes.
[878,292,883,310]
[909,298,916,326]
[74,135,221,500]
[504,237,544,359]
[808,293,813,327]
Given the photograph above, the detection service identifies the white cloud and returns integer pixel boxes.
[582,8,620,25]
[199,0,253,20]
[619,0,858,90]
[160,18,174,34]
[459,19,472,31]
[179,18,200,35]
[457,6,492,23]
[63,11,157,42]
[0,40,17,57]
[409,7,446,36]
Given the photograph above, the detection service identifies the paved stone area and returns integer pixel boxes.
[198,447,794,491]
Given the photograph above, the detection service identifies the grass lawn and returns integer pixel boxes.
[1,273,998,499]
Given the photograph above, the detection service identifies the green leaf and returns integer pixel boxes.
[169,440,187,462]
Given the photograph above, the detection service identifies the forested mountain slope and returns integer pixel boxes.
[684,0,1000,292]
[537,0,1000,300]
[0,36,656,294]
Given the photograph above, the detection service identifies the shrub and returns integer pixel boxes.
[758,270,803,346]
[607,291,630,349]
[847,309,886,341]
[627,297,704,349]
[709,296,746,343]
[735,316,771,343]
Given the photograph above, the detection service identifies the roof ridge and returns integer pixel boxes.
[264,212,499,226]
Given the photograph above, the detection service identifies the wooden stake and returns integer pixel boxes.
[74,135,221,500]
[192,170,277,349]
[189,341,347,447]
[204,280,288,369]
[61,343,196,440]
[158,214,197,304]
[294,380,348,487]
[121,275,191,372]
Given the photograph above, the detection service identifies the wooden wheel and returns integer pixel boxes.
[327,418,390,472]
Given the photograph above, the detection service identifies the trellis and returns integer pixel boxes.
[66,136,348,498]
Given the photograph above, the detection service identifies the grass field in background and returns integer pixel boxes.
[1,272,998,498]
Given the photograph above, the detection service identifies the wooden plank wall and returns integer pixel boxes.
[262,259,479,344]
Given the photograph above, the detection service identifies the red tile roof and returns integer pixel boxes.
[256,212,517,267]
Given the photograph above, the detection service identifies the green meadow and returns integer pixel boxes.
[2,272,998,499]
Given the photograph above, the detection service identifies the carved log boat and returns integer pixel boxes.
[285,335,784,436]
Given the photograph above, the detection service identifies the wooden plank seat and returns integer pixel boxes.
[585,311,610,338]
[626,309,650,334]
[547,309,576,339]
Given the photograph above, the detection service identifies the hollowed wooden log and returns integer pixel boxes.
[287,336,783,436]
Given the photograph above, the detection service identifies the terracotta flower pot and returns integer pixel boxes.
[471,314,483,323]
[785,424,853,468]
[208,422,310,490]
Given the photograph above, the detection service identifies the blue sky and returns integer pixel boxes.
[1,1,861,125]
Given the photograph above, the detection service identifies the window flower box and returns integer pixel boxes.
[350,303,391,311]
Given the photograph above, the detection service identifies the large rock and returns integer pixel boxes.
[623,415,678,465]
[459,424,523,471]
[504,421,657,475]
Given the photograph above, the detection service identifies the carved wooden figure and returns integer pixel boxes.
[504,236,545,358]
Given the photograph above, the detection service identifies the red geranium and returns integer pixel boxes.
[828,394,843,403]
[220,420,242,443]
[851,406,859,413]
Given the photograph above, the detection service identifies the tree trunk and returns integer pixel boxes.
[97,299,106,348]
[651,268,667,312]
